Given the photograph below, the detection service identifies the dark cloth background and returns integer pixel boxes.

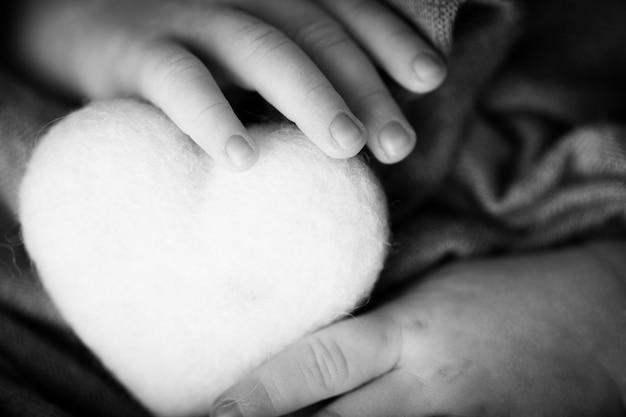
[1,0,626,414]
[379,0,626,285]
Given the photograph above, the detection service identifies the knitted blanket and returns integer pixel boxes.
[380,0,626,285]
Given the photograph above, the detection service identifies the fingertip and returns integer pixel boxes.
[375,121,416,164]
[222,134,258,171]
[409,52,447,93]
[196,133,258,172]
[329,113,367,157]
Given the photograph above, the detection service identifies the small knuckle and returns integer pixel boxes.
[294,81,338,112]
[186,101,232,129]
[289,17,349,53]
[301,337,350,393]
[242,21,292,63]
[152,47,193,72]
[352,89,389,110]
[152,51,204,92]
[341,0,377,17]
[244,20,281,43]
[303,82,335,103]
[386,25,420,45]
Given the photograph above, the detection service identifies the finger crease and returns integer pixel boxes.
[353,90,389,109]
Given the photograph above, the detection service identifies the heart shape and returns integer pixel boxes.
[19,100,388,416]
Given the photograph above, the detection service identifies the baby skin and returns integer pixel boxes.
[12,0,446,170]
[214,240,626,417]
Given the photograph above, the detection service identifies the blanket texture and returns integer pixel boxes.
[380,0,626,285]
[0,0,626,415]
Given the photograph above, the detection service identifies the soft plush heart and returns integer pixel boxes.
[19,100,389,416]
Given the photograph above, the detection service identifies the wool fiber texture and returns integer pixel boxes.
[18,99,389,417]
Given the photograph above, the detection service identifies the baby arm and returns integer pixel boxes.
[10,0,446,170]
[213,240,626,417]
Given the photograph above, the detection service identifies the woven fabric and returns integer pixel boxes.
[385,0,465,53]
[377,0,626,284]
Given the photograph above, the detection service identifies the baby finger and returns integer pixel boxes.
[123,40,257,170]
[318,0,447,93]
[235,0,416,162]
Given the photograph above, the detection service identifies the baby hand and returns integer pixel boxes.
[211,240,626,417]
[15,0,446,170]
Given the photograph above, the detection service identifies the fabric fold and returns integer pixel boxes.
[380,0,626,285]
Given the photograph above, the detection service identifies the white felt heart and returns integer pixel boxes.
[19,99,389,416]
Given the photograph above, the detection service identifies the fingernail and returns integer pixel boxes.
[225,135,256,167]
[330,113,365,150]
[211,399,243,417]
[412,52,445,84]
[378,121,415,160]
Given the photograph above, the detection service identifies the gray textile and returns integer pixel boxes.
[377,0,626,285]
[385,0,465,53]
[0,72,68,329]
